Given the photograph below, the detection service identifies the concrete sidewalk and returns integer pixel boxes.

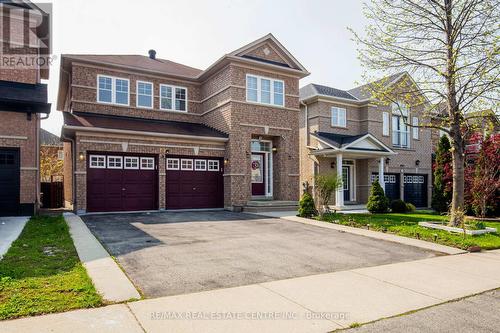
[1,250,499,333]
[64,213,141,302]
[0,216,28,259]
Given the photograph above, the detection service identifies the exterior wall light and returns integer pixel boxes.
[415,159,420,166]
[272,147,278,152]
[78,152,85,161]
[224,158,229,165]
[386,157,391,164]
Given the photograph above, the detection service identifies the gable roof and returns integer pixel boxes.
[347,72,405,100]
[300,84,358,101]
[311,132,395,153]
[40,128,62,146]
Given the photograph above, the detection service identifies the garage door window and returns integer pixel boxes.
[166,158,179,170]
[141,157,155,170]
[194,159,206,171]
[124,157,139,169]
[107,156,123,169]
[208,160,219,171]
[181,159,193,170]
[89,155,106,168]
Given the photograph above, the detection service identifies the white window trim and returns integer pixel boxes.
[181,159,193,170]
[245,74,285,107]
[382,112,389,136]
[89,154,106,169]
[392,114,410,148]
[159,84,188,112]
[208,160,219,171]
[136,80,154,109]
[124,156,139,170]
[166,158,180,170]
[194,159,207,171]
[97,75,130,106]
[140,157,155,170]
[412,116,419,139]
[331,107,347,128]
[107,156,123,169]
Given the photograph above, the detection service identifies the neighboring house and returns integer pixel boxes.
[0,1,51,216]
[40,128,63,182]
[58,34,309,213]
[300,72,432,209]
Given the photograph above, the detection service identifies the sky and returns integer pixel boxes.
[42,0,368,135]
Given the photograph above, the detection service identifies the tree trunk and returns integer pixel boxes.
[449,142,465,226]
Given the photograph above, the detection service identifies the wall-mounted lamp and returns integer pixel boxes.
[331,161,335,169]
[385,157,391,165]
[272,147,278,153]
[415,159,420,166]
[246,151,250,157]
[78,152,85,161]
[224,158,229,165]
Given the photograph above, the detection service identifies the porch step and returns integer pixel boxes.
[243,200,298,213]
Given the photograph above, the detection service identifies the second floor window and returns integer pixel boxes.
[137,81,153,108]
[392,102,410,148]
[331,107,347,127]
[98,75,129,105]
[246,74,285,106]
[160,84,187,111]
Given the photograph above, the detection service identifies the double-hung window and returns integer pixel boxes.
[246,74,285,106]
[160,84,187,111]
[412,116,419,139]
[331,107,347,127]
[392,103,410,148]
[137,81,153,108]
[97,75,129,105]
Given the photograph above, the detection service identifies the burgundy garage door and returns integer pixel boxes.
[87,153,158,212]
[166,156,224,209]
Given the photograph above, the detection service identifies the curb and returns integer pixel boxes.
[64,212,141,302]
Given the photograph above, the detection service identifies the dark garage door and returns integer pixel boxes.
[404,174,428,208]
[87,153,158,212]
[0,148,20,216]
[371,173,400,202]
[166,156,224,209]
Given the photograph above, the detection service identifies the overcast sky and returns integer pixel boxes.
[42,0,367,135]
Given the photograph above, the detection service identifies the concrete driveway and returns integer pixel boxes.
[82,211,439,297]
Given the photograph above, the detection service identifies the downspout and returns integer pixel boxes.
[38,112,50,212]
[301,100,316,195]
[61,134,76,211]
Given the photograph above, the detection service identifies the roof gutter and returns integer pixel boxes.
[62,125,229,143]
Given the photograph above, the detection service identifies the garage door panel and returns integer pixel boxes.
[166,157,223,210]
[404,174,428,208]
[87,153,158,212]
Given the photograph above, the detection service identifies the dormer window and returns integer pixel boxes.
[97,75,129,106]
[136,81,153,108]
[246,74,284,107]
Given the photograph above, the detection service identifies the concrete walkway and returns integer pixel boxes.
[1,250,499,332]
[64,213,141,302]
[253,211,466,255]
[0,216,28,259]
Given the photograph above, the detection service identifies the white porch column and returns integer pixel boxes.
[379,157,385,193]
[336,154,344,207]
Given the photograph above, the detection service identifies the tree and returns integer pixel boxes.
[367,180,390,213]
[466,134,500,217]
[351,0,499,226]
[40,148,63,182]
[432,135,453,212]
[314,173,342,216]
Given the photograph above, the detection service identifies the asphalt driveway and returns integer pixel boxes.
[82,211,440,297]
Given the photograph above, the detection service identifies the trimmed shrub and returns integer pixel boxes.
[367,180,389,213]
[391,199,408,213]
[406,203,416,212]
[298,192,317,218]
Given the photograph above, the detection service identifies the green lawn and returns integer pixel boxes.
[0,215,102,320]
[317,211,500,250]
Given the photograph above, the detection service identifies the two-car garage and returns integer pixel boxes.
[86,153,224,213]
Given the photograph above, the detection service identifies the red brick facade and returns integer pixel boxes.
[59,34,309,212]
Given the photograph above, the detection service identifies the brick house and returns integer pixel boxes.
[300,72,433,209]
[0,1,51,216]
[58,34,309,213]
